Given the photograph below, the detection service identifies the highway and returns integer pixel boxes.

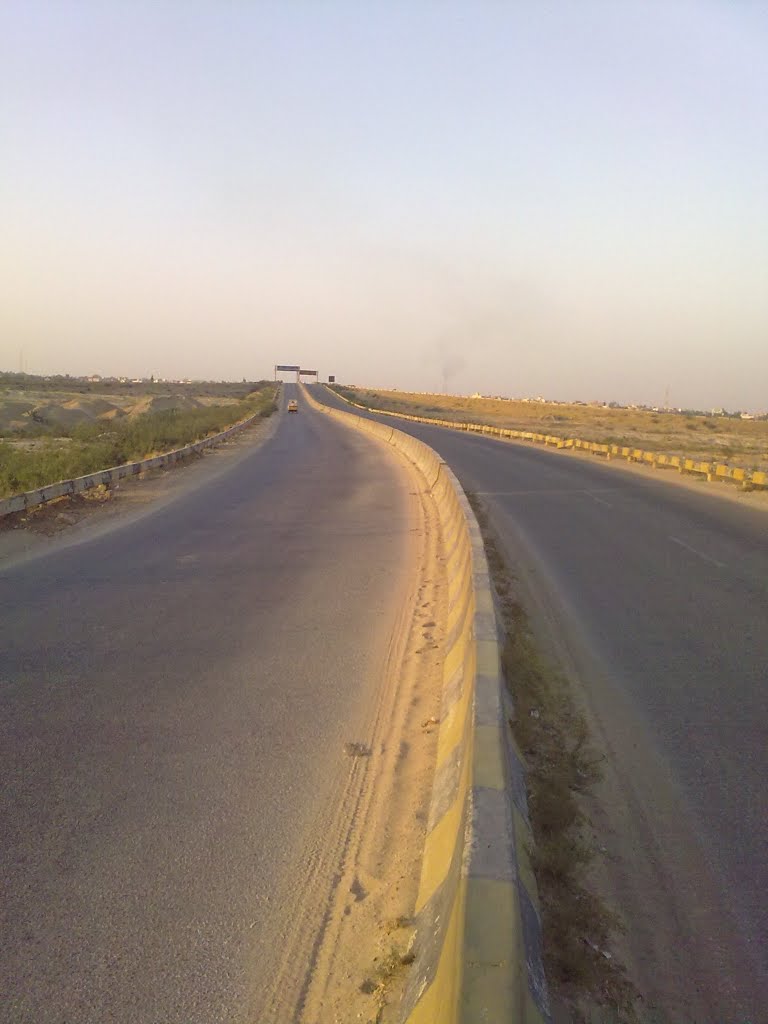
[0,384,417,1024]
[313,386,768,1022]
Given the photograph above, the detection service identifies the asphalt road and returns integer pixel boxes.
[313,386,768,1020]
[0,384,415,1024]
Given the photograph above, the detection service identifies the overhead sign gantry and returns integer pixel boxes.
[274,364,300,380]
[274,365,320,382]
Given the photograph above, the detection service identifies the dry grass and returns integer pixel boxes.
[334,387,768,470]
[468,493,640,1023]
[0,385,278,499]
[360,943,415,1023]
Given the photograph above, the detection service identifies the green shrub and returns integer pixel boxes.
[0,387,277,498]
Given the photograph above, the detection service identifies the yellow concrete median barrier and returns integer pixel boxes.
[325,386,768,494]
[303,384,550,1024]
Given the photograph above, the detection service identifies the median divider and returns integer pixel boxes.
[303,384,550,1024]
[0,392,279,520]
[327,387,768,493]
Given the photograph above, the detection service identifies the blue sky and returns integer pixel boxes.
[1,1,766,409]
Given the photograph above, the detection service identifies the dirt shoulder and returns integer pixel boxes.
[0,410,280,571]
[296,436,447,1024]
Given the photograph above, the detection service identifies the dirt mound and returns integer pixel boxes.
[0,399,36,435]
[97,407,126,422]
[63,398,121,418]
[196,396,240,407]
[128,395,203,417]
[29,404,95,430]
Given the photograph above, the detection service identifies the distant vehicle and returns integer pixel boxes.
[287,399,298,412]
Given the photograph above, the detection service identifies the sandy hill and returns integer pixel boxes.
[29,404,95,430]
[128,395,203,417]
[62,397,124,419]
[97,407,126,422]
[0,390,208,436]
[0,399,36,434]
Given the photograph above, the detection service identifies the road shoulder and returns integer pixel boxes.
[296,430,448,1024]
[0,410,280,571]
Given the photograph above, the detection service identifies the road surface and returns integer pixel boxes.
[0,384,417,1024]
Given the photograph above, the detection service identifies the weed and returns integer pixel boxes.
[375,945,408,982]
[384,915,412,932]
[468,493,640,1023]
[343,742,372,758]
[0,386,277,499]
[361,942,415,1023]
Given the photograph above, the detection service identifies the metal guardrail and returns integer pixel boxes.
[0,396,278,519]
[327,389,768,492]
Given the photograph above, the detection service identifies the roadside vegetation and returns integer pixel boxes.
[0,382,277,499]
[468,493,640,1023]
[331,385,768,471]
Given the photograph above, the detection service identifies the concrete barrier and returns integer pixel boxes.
[303,384,550,1023]
[0,394,279,520]
[326,387,768,493]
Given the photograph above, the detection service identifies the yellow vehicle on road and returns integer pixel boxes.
[287,399,298,413]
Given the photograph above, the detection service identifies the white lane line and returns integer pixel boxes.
[475,489,615,499]
[669,536,726,569]
[585,492,613,508]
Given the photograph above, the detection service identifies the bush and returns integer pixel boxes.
[0,387,277,498]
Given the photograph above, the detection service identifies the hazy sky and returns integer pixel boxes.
[2,2,766,409]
